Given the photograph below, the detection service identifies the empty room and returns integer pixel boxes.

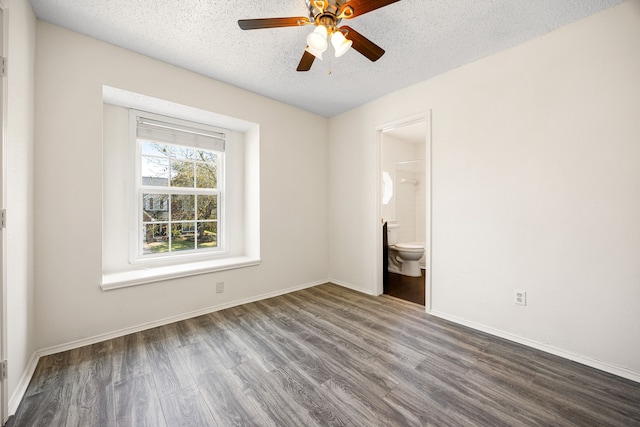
[2,0,640,425]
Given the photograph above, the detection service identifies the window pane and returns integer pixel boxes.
[197,195,217,220]
[197,150,216,162]
[171,222,195,252]
[197,222,217,249]
[141,156,169,186]
[143,223,168,254]
[136,120,225,259]
[171,160,195,187]
[196,162,217,189]
[171,195,195,220]
[141,141,171,157]
[142,193,169,221]
[173,146,196,160]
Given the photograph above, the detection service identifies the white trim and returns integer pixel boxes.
[430,310,640,384]
[45,279,324,356]
[374,128,383,295]
[425,110,433,314]
[0,2,8,423]
[329,278,377,296]
[101,255,261,290]
[7,352,37,416]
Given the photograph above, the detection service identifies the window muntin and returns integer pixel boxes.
[134,113,226,259]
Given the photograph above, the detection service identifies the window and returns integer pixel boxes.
[133,111,228,259]
[102,87,260,290]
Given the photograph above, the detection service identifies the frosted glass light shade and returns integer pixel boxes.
[305,45,324,60]
[331,31,352,57]
[307,25,328,52]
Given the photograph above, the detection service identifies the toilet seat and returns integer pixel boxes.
[394,243,423,251]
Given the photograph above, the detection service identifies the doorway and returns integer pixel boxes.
[376,114,431,309]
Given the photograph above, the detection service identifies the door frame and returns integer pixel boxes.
[0,1,8,423]
[374,111,433,312]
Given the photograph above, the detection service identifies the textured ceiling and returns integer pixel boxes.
[29,0,625,117]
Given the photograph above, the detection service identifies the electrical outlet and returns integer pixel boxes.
[514,290,527,306]
[216,282,224,294]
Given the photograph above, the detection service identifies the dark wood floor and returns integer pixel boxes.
[9,283,640,426]
[385,270,425,306]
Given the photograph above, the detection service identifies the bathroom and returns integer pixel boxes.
[381,121,427,305]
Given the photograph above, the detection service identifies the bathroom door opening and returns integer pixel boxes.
[376,114,431,309]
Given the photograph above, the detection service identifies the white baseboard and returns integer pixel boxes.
[7,279,325,417]
[8,352,39,415]
[429,310,640,384]
[328,278,377,296]
[38,279,325,358]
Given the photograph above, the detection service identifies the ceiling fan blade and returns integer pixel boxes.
[238,17,311,30]
[339,26,385,62]
[339,0,401,19]
[297,50,316,72]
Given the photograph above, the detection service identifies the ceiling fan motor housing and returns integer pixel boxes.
[307,0,350,30]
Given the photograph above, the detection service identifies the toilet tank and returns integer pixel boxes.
[386,222,399,245]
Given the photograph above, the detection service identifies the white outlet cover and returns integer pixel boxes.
[514,290,527,306]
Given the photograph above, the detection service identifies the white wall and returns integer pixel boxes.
[34,22,328,349]
[5,0,36,411]
[329,0,640,378]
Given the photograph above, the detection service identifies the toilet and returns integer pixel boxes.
[387,222,425,277]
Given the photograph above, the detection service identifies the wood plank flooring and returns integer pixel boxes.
[9,283,640,426]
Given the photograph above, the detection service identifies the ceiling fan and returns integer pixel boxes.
[238,0,401,71]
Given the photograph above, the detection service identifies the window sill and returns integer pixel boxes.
[101,256,260,291]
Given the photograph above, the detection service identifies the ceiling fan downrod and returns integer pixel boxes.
[307,0,354,26]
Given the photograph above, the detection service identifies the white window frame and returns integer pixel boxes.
[129,110,230,264]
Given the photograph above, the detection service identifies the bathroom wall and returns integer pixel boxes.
[396,161,426,246]
[381,134,411,224]
[382,133,426,245]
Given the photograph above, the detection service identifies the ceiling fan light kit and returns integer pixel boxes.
[238,0,401,72]
[331,31,353,58]
[307,25,329,53]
